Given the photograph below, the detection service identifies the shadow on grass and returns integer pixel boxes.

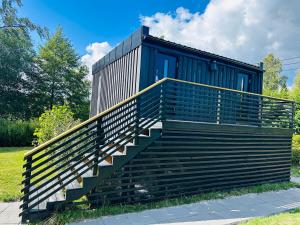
[0,146,32,153]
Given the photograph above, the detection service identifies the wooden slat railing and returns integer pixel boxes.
[20,78,166,220]
[165,78,294,129]
[20,78,294,220]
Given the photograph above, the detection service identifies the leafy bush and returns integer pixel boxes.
[292,134,300,164]
[0,118,36,146]
[34,105,80,145]
[294,110,300,134]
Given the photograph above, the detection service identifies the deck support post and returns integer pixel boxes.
[21,155,32,223]
[160,82,166,121]
[135,98,140,145]
[93,118,103,176]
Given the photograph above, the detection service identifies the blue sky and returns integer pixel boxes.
[19,0,300,86]
[20,0,209,55]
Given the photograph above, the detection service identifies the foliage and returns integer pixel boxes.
[0,147,31,201]
[0,118,36,146]
[0,0,47,119]
[0,0,48,38]
[1,1,89,120]
[34,105,80,145]
[262,53,288,98]
[291,72,300,134]
[292,134,300,164]
[34,27,90,120]
[40,182,299,225]
[0,28,38,119]
[294,110,300,134]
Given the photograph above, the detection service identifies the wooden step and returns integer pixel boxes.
[57,170,82,191]
[161,135,290,141]
[29,179,61,211]
[70,161,93,183]
[154,140,291,146]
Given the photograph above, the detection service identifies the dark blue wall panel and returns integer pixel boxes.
[140,44,263,94]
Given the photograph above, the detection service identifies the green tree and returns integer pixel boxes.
[0,0,47,37]
[291,71,300,107]
[263,53,288,98]
[0,27,38,118]
[291,71,300,133]
[35,27,90,120]
[0,0,47,119]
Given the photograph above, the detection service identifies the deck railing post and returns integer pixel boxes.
[93,118,103,176]
[135,97,140,145]
[159,82,166,121]
[22,155,32,222]
[217,90,221,124]
[258,96,262,127]
[291,101,295,129]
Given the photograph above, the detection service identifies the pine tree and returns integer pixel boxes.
[35,27,90,120]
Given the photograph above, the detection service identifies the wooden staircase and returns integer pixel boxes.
[23,125,161,220]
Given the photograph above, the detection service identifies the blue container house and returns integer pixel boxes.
[91,26,263,116]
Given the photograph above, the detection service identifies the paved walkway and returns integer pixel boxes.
[70,188,300,225]
[292,176,300,184]
[1,178,300,225]
[0,202,21,225]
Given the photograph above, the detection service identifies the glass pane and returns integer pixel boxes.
[163,59,169,78]
[237,73,249,91]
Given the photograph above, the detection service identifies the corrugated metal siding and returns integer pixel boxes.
[90,73,100,117]
[90,46,142,116]
[92,26,148,75]
[140,45,263,94]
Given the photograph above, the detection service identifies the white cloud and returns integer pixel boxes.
[141,0,300,84]
[81,42,112,80]
[82,1,300,84]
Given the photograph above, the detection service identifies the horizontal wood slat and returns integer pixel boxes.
[89,121,292,206]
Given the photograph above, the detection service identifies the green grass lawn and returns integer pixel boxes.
[0,147,31,202]
[240,208,300,225]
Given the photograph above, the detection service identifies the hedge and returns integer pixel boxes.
[0,118,36,147]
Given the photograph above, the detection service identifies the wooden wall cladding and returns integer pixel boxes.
[88,121,292,205]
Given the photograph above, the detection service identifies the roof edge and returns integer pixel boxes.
[144,35,262,72]
[92,26,149,75]
[92,26,263,75]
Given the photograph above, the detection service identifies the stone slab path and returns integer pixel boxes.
[292,176,300,184]
[70,188,300,225]
[0,202,21,225]
[1,178,300,225]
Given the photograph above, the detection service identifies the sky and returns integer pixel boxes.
[19,0,300,87]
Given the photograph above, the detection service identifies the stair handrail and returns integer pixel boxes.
[25,78,168,158]
[20,78,167,220]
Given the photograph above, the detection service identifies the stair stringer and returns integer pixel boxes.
[46,128,162,211]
